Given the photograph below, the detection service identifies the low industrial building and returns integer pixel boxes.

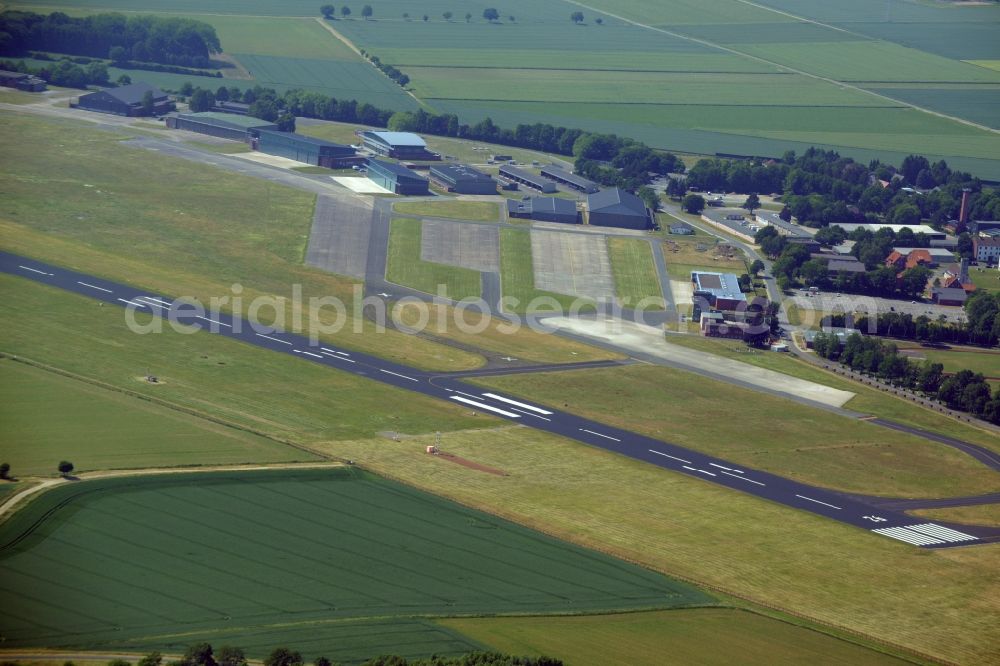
[892,246,953,265]
[361,131,435,160]
[539,166,599,193]
[699,311,746,339]
[367,159,430,195]
[254,130,359,168]
[166,112,278,141]
[212,101,250,115]
[669,222,694,235]
[75,81,171,116]
[931,287,968,306]
[587,188,651,230]
[0,69,47,92]
[834,223,946,241]
[691,271,746,316]
[506,197,579,224]
[498,165,557,193]
[429,164,496,195]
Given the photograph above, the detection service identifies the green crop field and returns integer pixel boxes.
[386,217,482,300]
[607,238,664,310]
[499,228,594,314]
[394,200,500,222]
[442,609,914,666]
[0,358,312,476]
[0,468,710,653]
[472,364,1000,498]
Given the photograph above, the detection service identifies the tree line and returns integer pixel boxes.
[0,11,221,68]
[812,332,1000,423]
[110,644,562,666]
[684,147,999,231]
[0,56,109,88]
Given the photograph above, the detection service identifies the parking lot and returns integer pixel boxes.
[790,291,967,325]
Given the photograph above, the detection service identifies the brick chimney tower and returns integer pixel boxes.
[957,188,971,233]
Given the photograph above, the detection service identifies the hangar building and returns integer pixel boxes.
[166,112,278,141]
[362,131,435,159]
[507,197,579,224]
[691,271,746,317]
[587,188,651,229]
[75,82,171,116]
[429,164,496,195]
[254,130,359,168]
[367,159,430,195]
[540,166,599,193]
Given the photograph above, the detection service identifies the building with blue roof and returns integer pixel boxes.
[361,131,435,159]
[254,130,359,168]
[367,159,429,195]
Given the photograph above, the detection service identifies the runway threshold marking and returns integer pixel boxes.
[906,523,977,542]
[873,526,945,546]
[380,369,419,382]
[77,281,112,293]
[795,494,842,510]
[449,395,521,418]
[481,393,553,415]
[580,429,621,442]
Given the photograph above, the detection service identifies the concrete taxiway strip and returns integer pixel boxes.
[4,251,996,549]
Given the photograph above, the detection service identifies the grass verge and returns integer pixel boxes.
[607,238,664,310]
[499,228,594,314]
[385,217,482,300]
[394,200,500,222]
[911,504,1000,528]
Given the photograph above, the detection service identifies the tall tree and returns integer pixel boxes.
[320,4,335,18]
[442,11,452,21]
[482,8,500,22]
[682,194,705,215]
[361,5,373,19]
[340,5,351,18]
[742,192,760,214]
[571,11,585,23]
[465,12,472,22]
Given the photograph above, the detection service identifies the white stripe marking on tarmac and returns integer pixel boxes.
[509,407,551,421]
[795,494,842,510]
[481,393,553,415]
[696,469,717,477]
[648,450,691,464]
[77,281,112,293]
[256,333,292,345]
[139,296,173,306]
[321,347,350,357]
[906,523,977,542]
[320,351,356,363]
[19,265,52,276]
[709,463,733,472]
[721,470,765,486]
[380,369,419,382]
[682,466,697,471]
[580,429,621,442]
[294,349,324,359]
[873,527,944,546]
[449,395,521,418]
[117,298,147,308]
[453,390,481,400]
[195,315,232,328]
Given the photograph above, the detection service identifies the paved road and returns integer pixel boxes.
[5,252,997,549]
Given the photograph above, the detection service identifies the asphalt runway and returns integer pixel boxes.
[3,251,997,550]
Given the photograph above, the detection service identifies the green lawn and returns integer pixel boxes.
[442,609,914,666]
[312,427,1000,666]
[968,266,1000,293]
[913,504,1000,529]
[385,217,482,300]
[607,238,664,310]
[0,358,314,477]
[0,468,710,653]
[0,112,483,372]
[663,334,1000,453]
[394,200,500,222]
[472,364,1000,499]
[0,275,487,448]
[499,228,594,314]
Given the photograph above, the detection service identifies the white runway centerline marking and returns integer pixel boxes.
[77,281,112,293]
[19,265,52,276]
[449,395,521,418]
[321,347,350,357]
[116,298,147,308]
[139,296,172,307]
[294,349,324,359]
[320,351,356,363]
[481,393,553,415]
[795,494,842,510]
[380,369,419,382]
[721,470,765,486]
[648,450,691,464]
[256,333,292,345]
[195,315,232,328]
[580,428,621,442]
[709,463,734,472]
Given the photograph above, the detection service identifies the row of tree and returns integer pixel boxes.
[364,53,410,87]
[123,644,561,666]
[1,57,110,89]
[0,11,220,68]
[684,147,992,230]
[812,333,1000,423]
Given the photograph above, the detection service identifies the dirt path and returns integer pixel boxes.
[0,462,345,523]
